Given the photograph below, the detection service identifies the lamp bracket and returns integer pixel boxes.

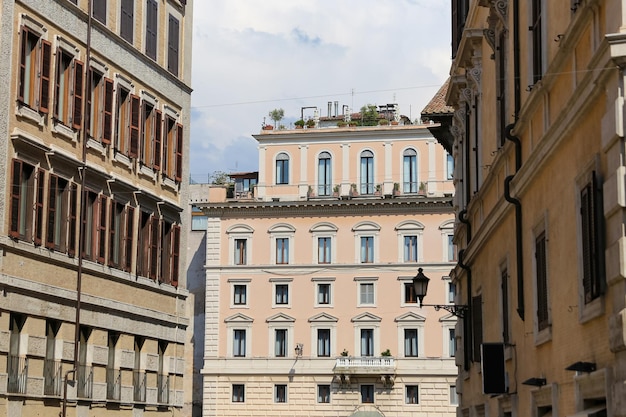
[421,303,469,318]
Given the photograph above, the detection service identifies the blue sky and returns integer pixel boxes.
[189,1,451,183]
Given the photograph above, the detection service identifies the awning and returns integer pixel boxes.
[566,405,606,417]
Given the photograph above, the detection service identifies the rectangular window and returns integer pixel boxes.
[233,285,247,305]
[275,284,289,305]
[108,201,124,268]
[145,0,158,60]
[360,236,374,263]
[472,294,483,362]
[274,384,287,403]
[163,116,182,180]
[501,269,510,344]
[276,156,289,184]
[140,101,155,167]
[404,235,417,262]
[234,239,246,265]
[18,26,52,113]
[359,283,374,305]
[159,221,180,286]
[232,384,244,402]
[317,329,330,357]
[360,384,374,403]
[167,14,180,76]
[404,329,418,357]
[88,69,114,144]
[34,169,45,246]
[317,384,330,403]
[233,330,246,357]
[137,211,151,277]
[405,385,419,404]
[449,328,456,357]
[318,237,331,264]
[404,283,417,304]
[276,237,289,264]
[274,329,287,357]
[448,282,457,303]
[92,0,107,24]
[53,48,76,126]
[317,283,331,305]
[531,0,543,83]
[10,160,35,241]
[446,153,454,180]
[447,234,456,261]
[46,175,71,251]
[580,172,603,304]
[360,329,374,357]
[535,231,549,331]
[120,0,134,43]
[450,386,458,405]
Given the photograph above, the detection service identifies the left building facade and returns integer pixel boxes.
[0,1,193,416]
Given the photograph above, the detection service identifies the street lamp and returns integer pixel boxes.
[412,268,468,318]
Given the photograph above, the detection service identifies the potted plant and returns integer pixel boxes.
[268,108,284,129]
[393,182,400,196]
[381,349,391,357]
[348,121,358,127]
[341,349,349,357]
[306,118,316,128]
[294,119,305,129]
[418,181,427,195]
[337,120,347,127]
[333,185,340,197]
[375,184,381,195]
[262,124,273,130]
[350,183,358,196]
[379,119,389,126]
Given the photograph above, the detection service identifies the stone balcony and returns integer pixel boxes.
[333,356,395,375]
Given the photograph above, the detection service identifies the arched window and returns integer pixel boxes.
[360,150,374,194]
[318,152,332,196]
[276,152,289,184]
[403,149,418,193]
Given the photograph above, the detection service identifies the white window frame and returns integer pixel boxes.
[274,383,288,403]
[227,224,254,266]
[405,384,419,405]
[395,312,425,358]
[269,223,295,265]
[352,313,381,358]
[228,278,250,308]
[398,276,418,307]
[225,314,253,358]
[267,313,295,358]
[275,151,291,185]
[310,222,338,264]
[440,220,455,262]
[271,277,293,308]
[439,314,457,358]
[317,384,331,404]
[312,277,335,307]
[353,222,380,264]
[309,313,338,358]
[395,221,424,263]
[355,277,377,307]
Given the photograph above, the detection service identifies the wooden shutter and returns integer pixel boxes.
[535,232,549,330]
[18,27,28,102]
[97,195,108,264]
[124,206,134,272]
[46,175,58,249]
[120,0,134,43]
[10,160,23,238]
[108,201,117,267]
[175,123,183,182]
[93,0,107,24]
[167,15,180,76]
[39,40,52,113]
[129,94,140,157]
[149,216,160,280]
[102,78,114,144]
[153,110,162,170]
[472,294,483,363]
[68,183,77,257]
[146,0,158,60]
[171,224,180,287]
[72,60,84,129]
[34,169,45,246]
[54,49,61,119]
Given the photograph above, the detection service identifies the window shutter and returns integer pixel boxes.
[72,60,84,129]
[93,0,107,24]
[46,175,58,249]
[86,69,93,136]
[18,27,28,102]
[175,123,183,182]
[149,216,160,280]
[535,232,549,330]
[108,202,116,267]
[10,160,23,238]
[68,183,78,257]
[129,94,140,157]
[102,78,114,144]
[124,206,134,272]
[120,0,134,43]
[39,40,52,113]
[472,294,482,363]
[167,15,180,76]
[146,0,158,60]
[97,195,108,264]
[34,169,45,246]
[171,224,180,287]
[54,49,61,119]
[153,110,162,170]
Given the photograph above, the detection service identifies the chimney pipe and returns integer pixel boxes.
[334,101,339,117]
[327,102,332,118]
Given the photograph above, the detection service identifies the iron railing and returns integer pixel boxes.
[106,368,122,401]
[7,355,28,394]
[157,374,170,404]
[76,365,93,398]
[133,370,146,402]
[43,359,62,396]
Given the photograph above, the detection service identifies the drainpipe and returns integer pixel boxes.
[513,0,520,119]
[458,249,472,371]
[458,209,472,243]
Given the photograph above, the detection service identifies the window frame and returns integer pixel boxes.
[232,384,245,403]
[275,152,290,185]
[360,384,375,403]
[317,384,331,404]
[357,279,376,307]
[359,150,375,194]
[274,384,287,403]
[317,151,332,196]
[119,0,134,43]
[405,385,419,405]
[533,220,551,344]
[402,148,418,193]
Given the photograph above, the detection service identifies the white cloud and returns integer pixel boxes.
[189,0,451,183]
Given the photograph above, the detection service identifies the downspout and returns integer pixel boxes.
[459,209,472,243]
[513,0,521,119]
[458,249,472,371]
[465,102,471,205]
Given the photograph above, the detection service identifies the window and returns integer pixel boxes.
[580,172,604,304]
[404,235,417,262]
[82,192,107,264]
[18,25,51,113]
[275,284,289,305]
[450,386,458,405]
[472,294,483,362]
[274,384,287,403]
[317,283,331,305]
[120,0,134,43]
[403,149,418,193]
[234,285,247,305]
[140,101,161,169]
[318,237,331,264]
[317,385,330,403]
[360,236,374,263]
[234,239,247,265]
[7,314,26,394]
[167,14,180,76]
[404,329,418,357]
[535,231,549,331]
[108,201,134,271]
[404,282,417,304]
[163,115,183,181]
[88,69,114,144]
[405,385,419,404]
[360,150,374,194]
[145,0,158,60]
[92,0,107,24]
[160,221,181,286]
[276,237,289,264]
[191,207,207,231]
[53,48,81,127]
[44,320,61,396]
[233,330,246,357]
[317,329,330,357]
[106,332,120,400]
[275,329,287,357]
[318,152,332,196]
[359,282,374,305]
[46,175,72,251]
[276,153,289,184]
[447,234,456,261]
[9,160,35,242]
[446,153,454,179]
[360,329,374,356]
[530,0,544,83]
[232,384,245,402]
[449,328,456,357]
[360,384,374,403]
[448,281,457,303]
[501,268,510,344]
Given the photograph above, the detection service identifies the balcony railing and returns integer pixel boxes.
[7,355,28,394]
[334,356,395,374]
[43,359,62,396]
[77,365,93,399]
[157,374,170,404]
[106,368,122,401]
[133,370,147,403]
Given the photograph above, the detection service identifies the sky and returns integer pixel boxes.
[189,1,451,184]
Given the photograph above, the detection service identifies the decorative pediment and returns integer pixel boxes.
[351,312,382,323]
[310,222,338,233]
[224,313,254,323]
[395,220,424,232]
[266,313,296,323]
[394,311,426,323]
[308,312,338,323]
[226,224,254,234]
[268,223,296,233]
[439,313,458,322]
[352,221,381,232]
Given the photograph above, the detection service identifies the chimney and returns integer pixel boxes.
[327,102,332,118]
[334,101,339,117]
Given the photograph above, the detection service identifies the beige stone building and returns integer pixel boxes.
[193,115,459,417]
[433,0,626,416]
[0,0,193,416]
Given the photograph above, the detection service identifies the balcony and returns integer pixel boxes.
[7,355,28,394]
[333,356,395,375]
[76,365,93,399]
[157,374,170,404]
[133,370,147,403]
[43,359,62,396]
[106,368,121,401]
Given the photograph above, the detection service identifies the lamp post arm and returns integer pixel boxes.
[420,304,468,318]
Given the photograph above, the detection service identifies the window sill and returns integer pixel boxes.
[16,103,45,126]
[579,295,604,324]
[138,163,157,181]
[52,120,78,142]
[87,137,107,156]
[162,176,179,192]
[113,151,133,169]
[534,325,552,346]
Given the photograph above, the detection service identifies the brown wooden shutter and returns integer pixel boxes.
[175,123,183,182]
[129,94,140,157]
[146,0,158,60]
[46,175,58,249]
[72,60,84,129]
[93,0,107,24]
[97,195,108,264]
[53,49,61,119]
[68,183,78,257]
[171,224,180,287]
[149,216,160,280]
[535,232,549,330]
[153,110,162,170]
[120,0,134,43]
[34,169,45,246]
[124,206,134,272]
[18,27,28,102]
[39,40,52,113]
[167,15,179,76]
[10,160,23,238]
[102,78,114,143]
[108,201,116,267]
